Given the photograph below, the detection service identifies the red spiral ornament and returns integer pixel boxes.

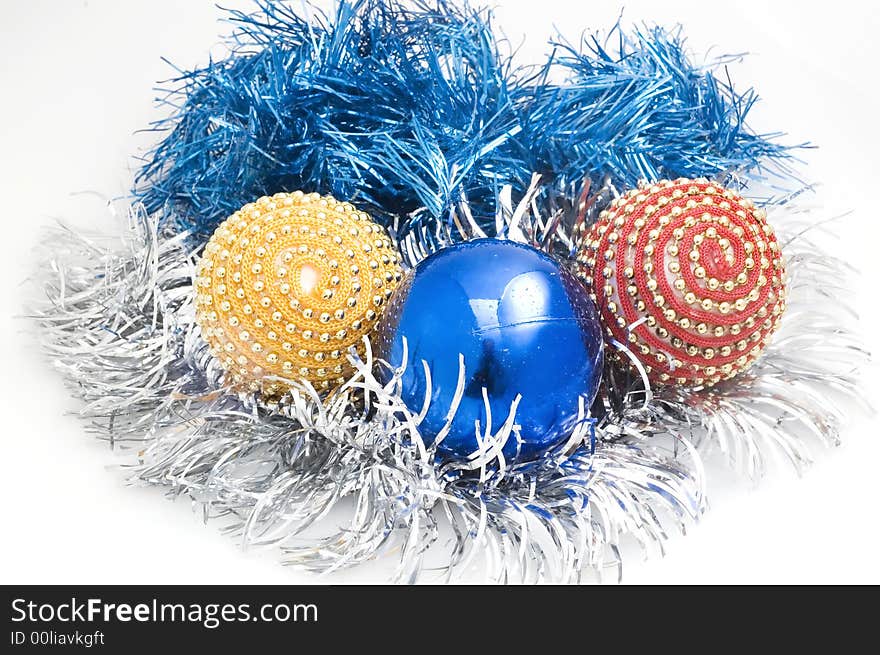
[576,178,787,387]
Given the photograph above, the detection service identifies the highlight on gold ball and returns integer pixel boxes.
[576,178,787,387]
[194,191,402,395]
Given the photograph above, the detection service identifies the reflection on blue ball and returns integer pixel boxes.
[377,239,604,462]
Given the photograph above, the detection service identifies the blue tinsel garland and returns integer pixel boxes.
[514,25,799,195]
[135,0,797,241]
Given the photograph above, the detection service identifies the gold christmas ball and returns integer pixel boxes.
[194,191,402,394]
[575,178,787,388]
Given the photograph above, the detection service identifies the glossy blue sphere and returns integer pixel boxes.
[377,239,604,462]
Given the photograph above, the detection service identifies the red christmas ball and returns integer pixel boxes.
[576,178,787,387]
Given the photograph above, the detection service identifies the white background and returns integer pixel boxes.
[1,0,878,584]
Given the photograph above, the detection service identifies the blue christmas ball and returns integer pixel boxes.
[377,239,604,462]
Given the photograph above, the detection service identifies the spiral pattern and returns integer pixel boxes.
[194,191,402,395]
[576,178,786,387]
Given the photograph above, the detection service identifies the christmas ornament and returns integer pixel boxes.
[577,179,786,387]
[31,0,866,584]
[377,238,604,461]
[194,191,402,394]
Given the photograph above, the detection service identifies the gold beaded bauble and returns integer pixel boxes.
[575,178,787,388]
[194,191,402,394]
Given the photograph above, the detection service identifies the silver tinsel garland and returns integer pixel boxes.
[31,187,866,583]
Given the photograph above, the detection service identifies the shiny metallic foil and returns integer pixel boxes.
[31,190,865,582]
